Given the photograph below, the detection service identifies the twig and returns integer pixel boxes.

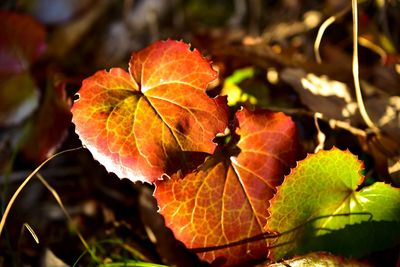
[358,36,387,63]
[314,5,351,63]
[314,113,326,152]
[352,0,378,131]
[35,172,92,255]
[0,147,82,238]
[190,212,372,253]
[328,119,366,137]
[21,223,39,244]
[266,106,367,137]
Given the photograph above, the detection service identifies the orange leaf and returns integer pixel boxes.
[21,75,72,162]
[71,40,228,183]
[0,11,46,75]
[155,108,298,266]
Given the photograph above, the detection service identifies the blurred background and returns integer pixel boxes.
[0,0,399,266]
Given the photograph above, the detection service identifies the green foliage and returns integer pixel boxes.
[296,220,400,258]
[221,67,270,107]
[267,148,400,260]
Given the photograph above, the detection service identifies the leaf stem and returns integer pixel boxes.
[189,212,372,253]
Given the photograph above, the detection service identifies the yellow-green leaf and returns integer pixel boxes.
[266,148,400,260]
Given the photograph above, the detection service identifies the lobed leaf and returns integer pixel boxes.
[71,40,228,183]
[155,108,298,266]
[266,148,400,260]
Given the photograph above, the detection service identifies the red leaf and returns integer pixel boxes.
[21,75,72,162]
[0,11,46,75]
[154,108,298,266]
[0,12,46,126]
[71,40,228,183]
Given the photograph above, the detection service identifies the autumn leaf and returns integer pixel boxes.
[154,108,298,266]
[0,11,46,126]
[266,148,400,260]
[21,74,72,162]
[0,11,46,75]
[0,72,39,126]
[71,40,228,183]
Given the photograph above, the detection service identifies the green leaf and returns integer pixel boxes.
[266,148,400,260]
[221,67,270,107]
[296,220,400,258]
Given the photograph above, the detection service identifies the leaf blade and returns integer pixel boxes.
[266,148,400,260]
[72,41,228,182]
[129,40,217,93]
[155,109,298,266]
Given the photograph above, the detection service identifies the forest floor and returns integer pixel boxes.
[0,0,399,266]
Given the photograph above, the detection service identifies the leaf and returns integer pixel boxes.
[71,40,228,183]
[296,220,400,258]
[0,72,39,126]
[0,12,45,126]
[21,75,72,162]
[220,67,270,108]
[221,67,256,106]
[0,11,46,75]
[266,148,400,260]
[154,108,298,266]
[265,252,371,267]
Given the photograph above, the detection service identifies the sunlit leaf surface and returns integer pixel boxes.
[266,148,400,260]
[155,108,298,266]
[72,40,228,183]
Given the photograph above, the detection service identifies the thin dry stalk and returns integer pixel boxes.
[0,147,82,238]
